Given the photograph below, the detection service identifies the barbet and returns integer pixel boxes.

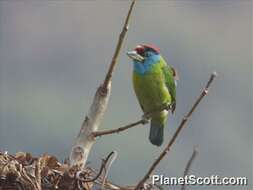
[127,44,178,146]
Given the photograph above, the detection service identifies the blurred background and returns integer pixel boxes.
[0,0,252,189]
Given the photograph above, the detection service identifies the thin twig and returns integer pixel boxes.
[102,0,137,90]
[92,120,144,138]
[77,151,116,183]
[101,151,118,189]
[92,103,171,138]
[134,72,217,190]
[181,147,198,190]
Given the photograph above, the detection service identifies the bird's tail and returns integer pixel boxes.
[149,119,164,146]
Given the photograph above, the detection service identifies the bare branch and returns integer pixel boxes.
[134,72,217,190]
[76,151,116,183]
[92,103,171,138]
[92,120,145,138]
[69,86,111,167]
[103,0,137,89]
[101,151,118,189]
[181,147,198,190]
[69,0,137,167]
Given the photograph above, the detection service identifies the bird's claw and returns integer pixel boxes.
[165,103,172,110]
[141,115,149,124]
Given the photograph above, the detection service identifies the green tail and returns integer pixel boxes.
[149,119,164,146]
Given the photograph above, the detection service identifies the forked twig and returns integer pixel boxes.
[101,151,118,189]
[76,152,117,189]
[134,72,217,190]
[69,0,137,167]
[78,151,116,183]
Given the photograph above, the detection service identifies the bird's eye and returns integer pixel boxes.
[135,46,145,56]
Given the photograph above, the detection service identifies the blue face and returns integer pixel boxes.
[133,50,161,75]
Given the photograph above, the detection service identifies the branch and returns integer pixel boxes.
[101,151,118,189]
[103,0,137,90]
[92,103,171,138]
[69,0,137,167]
[92,119,145,138]
[181,147,198,190]
[134,72,217,190]
[76,151,116,183]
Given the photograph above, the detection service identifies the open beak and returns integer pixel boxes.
[127,51,144,62]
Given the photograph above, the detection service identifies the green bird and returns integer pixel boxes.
[127,44,178,146]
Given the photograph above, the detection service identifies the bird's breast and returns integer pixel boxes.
[133,69,171,113]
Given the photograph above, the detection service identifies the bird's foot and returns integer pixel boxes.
[141,115,150,125]
[165,102,172,110]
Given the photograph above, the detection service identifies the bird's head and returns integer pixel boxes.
[127,44,162,74]
[127,44,161,63]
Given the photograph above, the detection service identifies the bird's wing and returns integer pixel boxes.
[162,64,177,113]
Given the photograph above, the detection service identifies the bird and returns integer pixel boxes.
[127,44,178,146]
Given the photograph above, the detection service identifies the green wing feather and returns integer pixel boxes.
[162,63,177,113]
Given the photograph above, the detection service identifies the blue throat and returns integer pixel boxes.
[133,54,161,75]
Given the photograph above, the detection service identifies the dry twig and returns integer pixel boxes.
[92,103,171,138]
[0,152,123,190]
[134,72,217,190]
[103,0,137,89]
[92,119,146,138]
[79,151,116,183]
[181,147,198,190]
